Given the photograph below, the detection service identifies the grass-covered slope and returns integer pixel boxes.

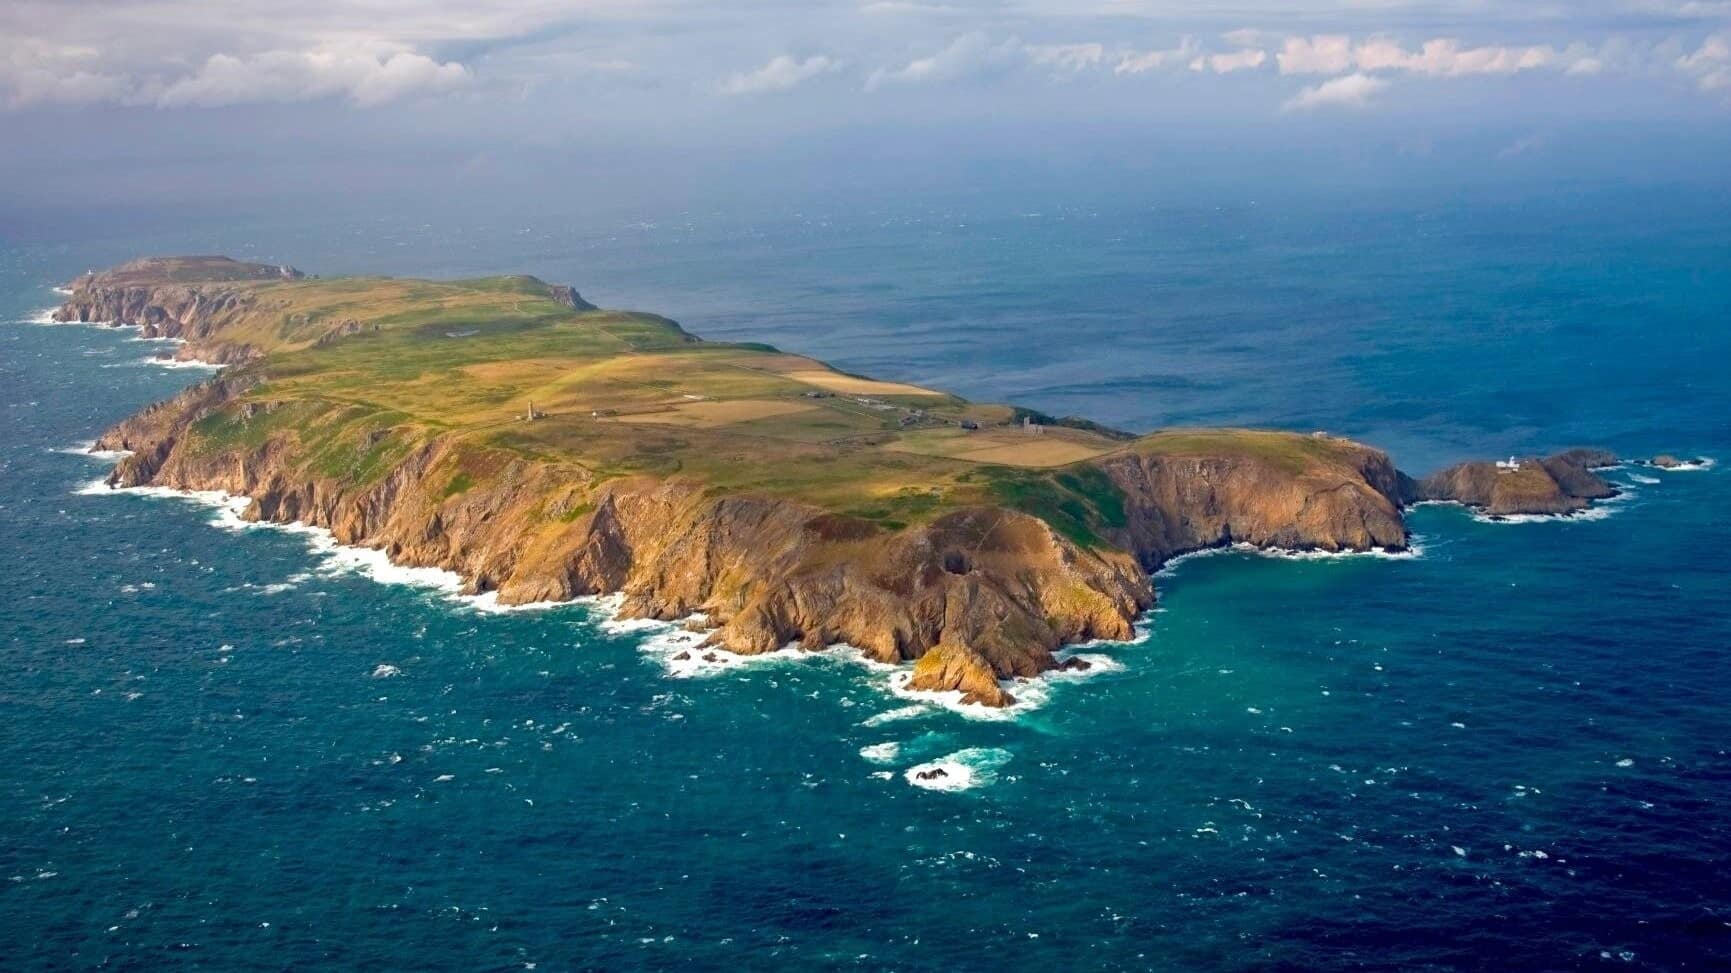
[72,258,1172,531]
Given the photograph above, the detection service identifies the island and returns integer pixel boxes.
[64,257,1628,706]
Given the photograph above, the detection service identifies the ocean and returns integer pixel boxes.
[2,183,1727,970]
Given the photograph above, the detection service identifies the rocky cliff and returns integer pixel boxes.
[91,377,1418,708]
[54,257,304,365]
[1097,438,1408,565]
[97,376,1158,708]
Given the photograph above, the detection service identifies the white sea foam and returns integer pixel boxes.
[1259,542,1423,561]
[1047,652,1125,680]
[859,742,900,764]
[76,478,1140,719]
[904,747,1013,792]
[139,355,223,371]
[78,482,471,596]
[1653,457,1715,472]
[371,664,402,679]
[52,286,74,296]
[885,668,1046,722]
[54,441,133,462]
[1155,540,1420,578]
[1468,486,1636,525]
[458,591,571,614]
[1629,473,1662,485]
[861,705,932,727]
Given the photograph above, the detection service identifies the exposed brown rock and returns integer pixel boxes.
[907,642,1015,707]
[1096,440,1408,567]
[1408,450,1620,517]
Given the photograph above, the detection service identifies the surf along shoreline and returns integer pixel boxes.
[47,257,1658,711]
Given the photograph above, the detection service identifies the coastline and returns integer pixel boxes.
[45,258,1650,711]
[69,456,1139,721]
[26,302,227,371]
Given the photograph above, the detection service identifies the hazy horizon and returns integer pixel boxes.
[3,1,1728,229]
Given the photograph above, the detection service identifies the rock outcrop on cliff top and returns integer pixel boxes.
[66,256,1626,707]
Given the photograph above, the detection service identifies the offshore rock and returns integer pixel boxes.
[1405,449,1619,517]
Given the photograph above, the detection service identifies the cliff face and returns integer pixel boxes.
[1097,444,1408,566]
[53,257,302,365]
[97,377,1150,705]
[93,380,1416,705]
[1406,448,1619,517]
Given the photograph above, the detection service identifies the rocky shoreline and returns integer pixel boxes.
[62,257,1637,707]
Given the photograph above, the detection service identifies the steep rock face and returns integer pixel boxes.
[93,382,1437,706]
[547,284,597,311]
[1407,449,1619,517]
[55,276,269,365]
[96,380,1153,699]
[1095,444,1409,567]
[908,643,1015,707]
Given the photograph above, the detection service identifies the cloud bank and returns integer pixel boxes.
[2,0,1728,113]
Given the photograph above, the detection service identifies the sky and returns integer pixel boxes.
[2,1,1729,224]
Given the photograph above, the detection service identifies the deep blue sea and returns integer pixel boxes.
[2,185,1728,970]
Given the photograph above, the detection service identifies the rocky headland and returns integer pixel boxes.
[1403,448,1622,519]
[63,256,1632,707]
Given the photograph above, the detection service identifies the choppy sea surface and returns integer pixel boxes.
[2,188,1728,970]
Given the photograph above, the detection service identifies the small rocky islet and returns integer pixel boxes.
[63,256,1644,707]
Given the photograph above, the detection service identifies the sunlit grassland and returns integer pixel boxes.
[168,268,1372,542]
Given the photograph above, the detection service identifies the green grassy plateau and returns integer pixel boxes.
[136,258,1371,539]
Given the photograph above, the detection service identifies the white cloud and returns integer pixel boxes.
[720,54,841,95]
[1027,43,1106,74]
[2,39,132,106]
[858,1,964,13]
[1277,35,1353,75]
[1,0,1727,115]
[154,45,468,108]
[1221,28,1270,49]
[1190,48,1268,74]
[1677,34,1730,90]
[1354,38,1555,76]
[865,33,1027,90]
[1283,72,1389,111]
[1115,37,1200,75]
[1276,35,1562,77]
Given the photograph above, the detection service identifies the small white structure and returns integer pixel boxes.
[1022,416,1044,436]
[1495,456,1521,471]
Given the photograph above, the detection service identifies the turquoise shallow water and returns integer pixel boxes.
[2,188,1728,970]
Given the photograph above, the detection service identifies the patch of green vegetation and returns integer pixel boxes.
[1053,466,1128,529]
[188,399,326,452]
[979,466,1130,547]
[842,487,944,528]
[448,275,558,296]
[442,471,474,498]
[558,500,598,523]
[1133,428,1350,474]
